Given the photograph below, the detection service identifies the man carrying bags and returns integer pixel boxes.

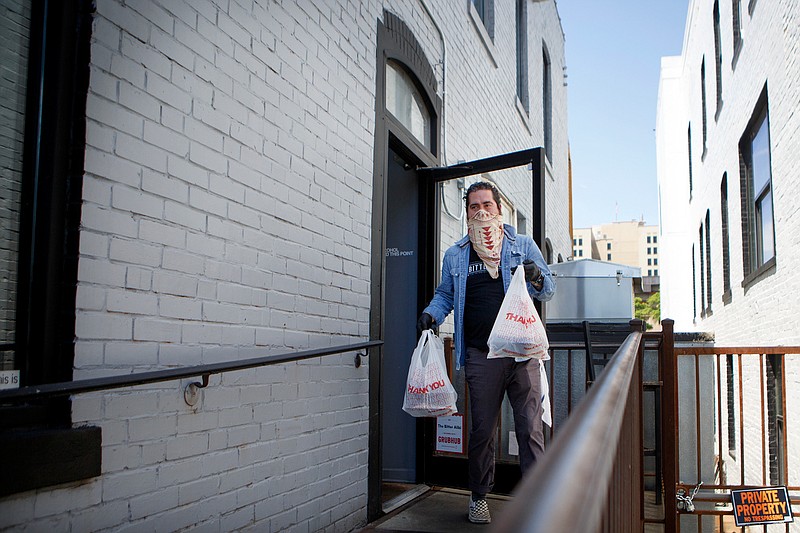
[417,181,555,524]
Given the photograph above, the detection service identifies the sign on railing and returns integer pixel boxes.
[731,487,794,527]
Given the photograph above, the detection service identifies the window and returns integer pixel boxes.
[606,242,612,250]
[692,245,697,320]
[647,236,651,244]
[654,247,658,254]
[653,235,657,243]
[3,1,90,398]
[515,0,528,113]
[386,60,432,149]
[0,0,101,495]
[1,2,29,372]
[648,259,652,266]
[573,239,577,245]
[648,270,652,276]
[688,124,694,196]
[699,224,705,317]
[472,0,494,40]
[578,238,583,245]
[647,247,652,255]
[721,175,732,301]
[739,87,775,282]
[578,250,583,257]
[654,258,658,266]
[607,254,611,261]
[543,46,553,162]
[726,355,737,456]
[704,210,712,313]
[701,58,708,154]
[654,269,658,276]
[766,354,785,485]
[732,0,742,59]
[713,1,723,116]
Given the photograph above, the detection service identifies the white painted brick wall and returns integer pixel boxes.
[658,2,800,526]
[1,1,570,531]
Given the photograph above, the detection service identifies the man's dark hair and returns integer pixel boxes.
[464,181,502,211]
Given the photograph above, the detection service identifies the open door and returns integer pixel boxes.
[416,147,548,494]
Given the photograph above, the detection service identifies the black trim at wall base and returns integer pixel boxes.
[0,426,101,497]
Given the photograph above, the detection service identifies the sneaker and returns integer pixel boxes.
[468,498,491,524]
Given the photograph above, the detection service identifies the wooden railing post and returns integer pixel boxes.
[660,319,677,533]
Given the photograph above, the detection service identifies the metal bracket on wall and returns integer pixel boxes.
[354,352,367,368]
[183,373,210,406]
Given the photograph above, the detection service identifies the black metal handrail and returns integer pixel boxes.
[0,340,382,402]
[492,329,643,532]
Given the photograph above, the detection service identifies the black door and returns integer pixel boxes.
[381,147,421,483]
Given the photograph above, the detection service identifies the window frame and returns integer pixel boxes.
[515,0,528,114]
[542,44,553,163]
[385,59,434,151]
[0,0,101,497]
[699,224,706,318]
[731,0,743,66]
[704,210,712,315]
[725,354,737,457]
[766,354,786,485]
[688,124,694,198]
[471,0,495,39]
[701,58,708,158]
[692,245,697,321]
[10,0,91,407]
[739,86,776,287]
[721,174,732,303]
[713,0,724,119]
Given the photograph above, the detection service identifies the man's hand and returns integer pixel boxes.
[417,312,435,336]
[516,260,543,286]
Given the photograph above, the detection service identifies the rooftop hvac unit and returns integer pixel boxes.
[546,259,640,323]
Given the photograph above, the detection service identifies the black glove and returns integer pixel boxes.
[516,259,542,284]
[417,312,435,336]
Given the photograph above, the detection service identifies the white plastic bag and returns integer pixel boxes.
[487,265,549,360]
[540,363,552,427]
[402,330,458,417]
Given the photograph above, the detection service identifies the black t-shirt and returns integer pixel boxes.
[463,246,505,350]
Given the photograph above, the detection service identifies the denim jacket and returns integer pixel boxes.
[422,224,555,369]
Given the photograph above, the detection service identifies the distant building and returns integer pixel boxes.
[572,221,660,294]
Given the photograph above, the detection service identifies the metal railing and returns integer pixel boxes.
[660,323,800,533]
[492,323,645,532]
[0,340,381,403]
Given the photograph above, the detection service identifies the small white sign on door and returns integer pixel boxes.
[435,415,465,454]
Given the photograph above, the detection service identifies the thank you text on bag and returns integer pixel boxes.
[403,330,458,417]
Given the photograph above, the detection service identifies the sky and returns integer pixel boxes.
[556,1,690,229]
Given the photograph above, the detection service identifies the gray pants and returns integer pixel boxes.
[465,346,545,496]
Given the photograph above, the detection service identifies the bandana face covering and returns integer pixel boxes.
[467,209,504,279]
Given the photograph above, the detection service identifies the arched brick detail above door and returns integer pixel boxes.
[381,10,439,112]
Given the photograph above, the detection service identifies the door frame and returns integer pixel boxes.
[368,11,442,520]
